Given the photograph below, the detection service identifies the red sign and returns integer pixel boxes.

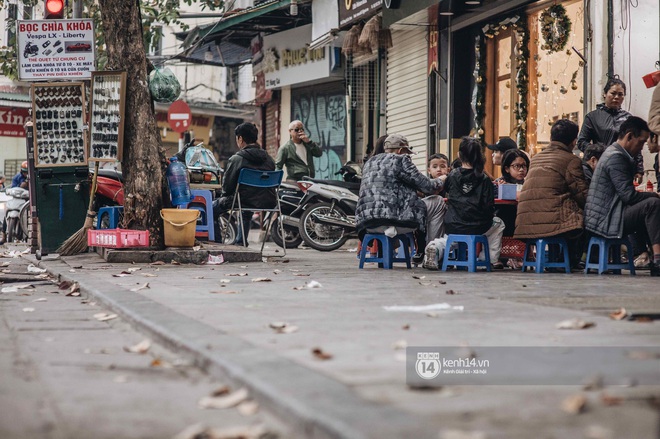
[0,107,29,137]
[167,100,192,133]
[428,4,439,76]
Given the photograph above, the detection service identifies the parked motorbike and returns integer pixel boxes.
[3,187,30,243]
[294,162,361,252]
[268,181,305,249]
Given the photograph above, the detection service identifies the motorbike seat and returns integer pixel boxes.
[97,169,124,182]
[301,177,361,192]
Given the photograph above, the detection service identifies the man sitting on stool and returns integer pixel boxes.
[213,123,276,246]
[585,116,660,276]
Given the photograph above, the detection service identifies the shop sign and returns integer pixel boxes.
[262,25,331,90]
[339,0,382,28]
[0,107,29,137]
[16,19,95,81]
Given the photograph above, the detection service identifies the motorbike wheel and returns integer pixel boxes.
[217,214,237,245]
[269,216,302,249]
[6,217,17,243]
[299,202,349,251]
[19,203,30,240]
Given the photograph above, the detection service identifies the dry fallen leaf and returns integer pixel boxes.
[419,281,432,286]
[402,324,410,330]
[438,280,447,285]
[600,392,624,406]
[272,269,282,275]
[556,319,596,330]
[609,308,627,320]
[237,400,259,416]
[58,280,72,290]
[412,275,426,279]
[150,261,166,266]
[35,273,50,279]
[0,261,9,267]
[251,277,271,283]
[141,273,157,277]
[112,273,132,277]
[312,347,333,360]
[226,272,248,277]
[626,350,660,360]
[126,267,141,273]
[32,298,47,302]
[130,283,150,292]
[211,386,230,396]
[293,273,310,277]
[198,387,249,409]
[633,316,653,323]
[269,322,299,334]
[446,289,457,295]
[173,424,269,439]
[210,290,239,295]
[27,264,47,273]
[561,394,587,414]
[94,313,118,322]
[22,307,35,312]
[1,269,10,273]
[66,283,81,297]
[219,279,231,284]
[124,339,151,354]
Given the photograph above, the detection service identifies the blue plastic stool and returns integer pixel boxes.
[521,237,571,273]
[441,234,491,272]
[358,233,413,269]
[97,206,123,229]
[584,236,636,275]
[181,189,214,241]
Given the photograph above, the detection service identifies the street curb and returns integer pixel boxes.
[27,255,435,439]
[96,244,263,264]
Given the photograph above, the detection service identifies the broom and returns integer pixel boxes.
[57,161,100,256]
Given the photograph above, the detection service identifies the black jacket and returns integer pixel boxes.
[577,104,643,174]
[221,144,277,209]
[582,162,594,186]
[444,168,494,235]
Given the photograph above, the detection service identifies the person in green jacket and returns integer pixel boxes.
[275,120,323,181]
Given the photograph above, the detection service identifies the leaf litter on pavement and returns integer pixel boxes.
[556,319,595,330]
[198,387,249,409]
[269,321,299,334]
[130,283,150,292]
[123,339,151,354]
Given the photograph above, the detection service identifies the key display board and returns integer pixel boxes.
[31,82,87,168]
[89,71,127,162]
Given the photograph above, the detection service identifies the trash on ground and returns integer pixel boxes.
[311,347,333,360]
[272,269,282,275]
[171,260,181,265]
[124,339,151,354]
[150,261,166,266]
[198,387,249,409]
[293,280,323,290]
[440,429,487,439]
[27,264,47,273]
[32,298,47,302]
[207,254,225,265]
[412,275,426,279]
[237,400,259,416]
[34,273,50,279]
[446,289,457,295]
[392,340,407,350]
[210,290,239,294]
[94,312,118,322]
[561,394,587,414]
[130,283,150,292]
[226,272,248,276]
[141,273,158,277]
[600,392,624,406]
[251,277,271,282]
[1,286,18,293]
[113,272,132,277]
[609,308,627,320]
[293,273,310,277]
[346,247,357,252]
[556,319,596,330]
[22,307,35,312]
[126,267,141,273]
[66,283,80,296]
[383,303,464,313]
[174,423,269,439]
[0,261,9,267]
[269,321,299,334]
[58,280,73,290]
[219,279,231,284]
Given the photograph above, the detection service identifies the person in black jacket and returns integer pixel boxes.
[581,143,605,186]
[444,137,506,268]
[577,77,643,180]
[213,122,276,245]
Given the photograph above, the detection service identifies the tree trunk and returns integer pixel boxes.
[98,0,168,248]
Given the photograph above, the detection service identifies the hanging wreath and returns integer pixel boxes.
[540,4,571,53]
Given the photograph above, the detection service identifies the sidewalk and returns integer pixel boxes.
[23,244,660,439]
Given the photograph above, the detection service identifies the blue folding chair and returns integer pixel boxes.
[230,169,285,256]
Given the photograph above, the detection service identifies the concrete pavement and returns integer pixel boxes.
[12,243,660,438]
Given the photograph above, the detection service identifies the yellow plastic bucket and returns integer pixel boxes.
[160,209,200,247]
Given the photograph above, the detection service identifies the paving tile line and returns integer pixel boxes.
[27,255,436,439]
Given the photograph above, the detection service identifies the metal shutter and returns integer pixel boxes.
[386,26,428,171]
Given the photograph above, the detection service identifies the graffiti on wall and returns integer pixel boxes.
[292,87,346,180]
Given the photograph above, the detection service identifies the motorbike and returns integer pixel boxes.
[268,181,305,249]
[294,162,361,252]
[23,42,39,58]
[3,187,30,243]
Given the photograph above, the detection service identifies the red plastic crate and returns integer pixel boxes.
[500,237,526,258]
[87,229,150,248]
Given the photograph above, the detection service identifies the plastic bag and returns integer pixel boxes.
[148,67,181,103]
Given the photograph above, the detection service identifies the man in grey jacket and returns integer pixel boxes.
[584,117,660,275]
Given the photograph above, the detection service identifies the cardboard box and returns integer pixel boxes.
[498,184,518,200]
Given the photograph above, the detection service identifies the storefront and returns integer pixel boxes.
[0,88,32,177]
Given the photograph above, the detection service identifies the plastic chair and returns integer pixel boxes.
[97,206,123,229]
[521,237,571,273]
[181,189,214,241]
[441,234,491,272]
[230,169,285,256]
[358,233,413,269]
[584,236,636,275]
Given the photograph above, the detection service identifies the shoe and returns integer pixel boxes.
[634,252,651,269]
[492,261,504,269]
[412,253,424,265]
[651,262,660,277]
[422,243,438,270]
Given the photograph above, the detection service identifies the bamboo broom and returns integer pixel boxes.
[57,161,100,256]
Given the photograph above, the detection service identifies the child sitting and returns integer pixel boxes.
[423,153,450,242]
[444,137,506,269]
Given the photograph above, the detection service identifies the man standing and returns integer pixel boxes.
[487,137,517,166]
[515,119,589,268]
[585,116,660,276]
[213,122,276,246]
[356,134,445,264]
[275,120,322,181]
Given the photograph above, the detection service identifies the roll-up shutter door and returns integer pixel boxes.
[386,26,428,171]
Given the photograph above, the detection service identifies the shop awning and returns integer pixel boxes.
[0,91,31,108]
[175,0,312,67]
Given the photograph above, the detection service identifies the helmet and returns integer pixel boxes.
[20,161,28,172]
